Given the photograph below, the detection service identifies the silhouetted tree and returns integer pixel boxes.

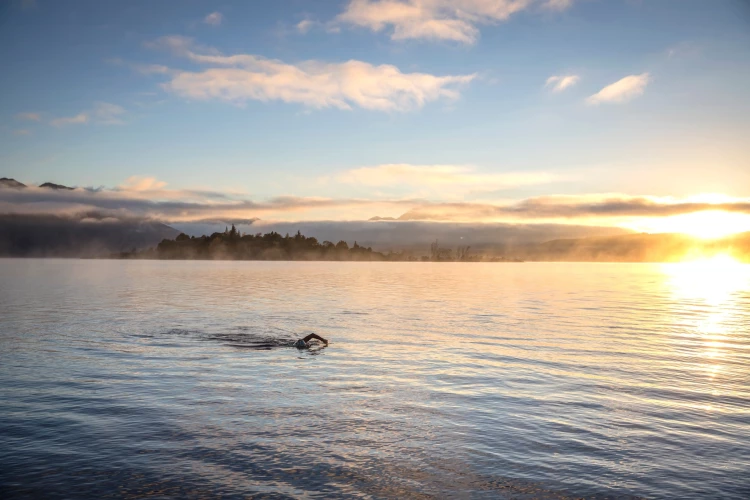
[456,245,471,261]
[430,240,440,261]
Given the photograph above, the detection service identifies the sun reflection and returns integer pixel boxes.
[661,254,749,388]
[662,254,750,305]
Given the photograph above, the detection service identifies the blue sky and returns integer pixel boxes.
[2,0,750,231]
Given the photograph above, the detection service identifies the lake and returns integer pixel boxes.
[1,259,749,499]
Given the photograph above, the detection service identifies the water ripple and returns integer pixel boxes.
[1,260,749,499]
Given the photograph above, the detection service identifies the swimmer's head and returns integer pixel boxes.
[294,339,309,349]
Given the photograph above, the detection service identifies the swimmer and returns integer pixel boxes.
[294,333,329,349]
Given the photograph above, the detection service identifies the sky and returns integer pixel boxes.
[2,0,750,235]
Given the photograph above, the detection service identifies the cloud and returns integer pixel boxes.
[145,36,475,111]
[332,0,575,44]
[334,164,559,191]
[542,0,573,10]
[21,0,36,10]
[297,19,315,33]
[586,73,650,105]
[92,102,126,124]
[204,12,223,26]
[0,182,412,222]
[50,113,88,127]
[49,102,126,127]
[106,57,172,75]
[16,112,41,121]
[134,63,173,75]
[545,74,579,92]
[394,195,750,222]
[13,129,31,136]
[3,180,750,227]
[118,176,168,192]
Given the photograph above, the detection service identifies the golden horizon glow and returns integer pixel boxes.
[625,210,750,239]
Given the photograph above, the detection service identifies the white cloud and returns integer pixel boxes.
[545,74,579,93]
[333,0,575,44]
[297,19,315,34]
[586,73,650,105]
[16,112,41,121]
[146,36,475,112]
[204,12,223,26]
[49,102,126,127]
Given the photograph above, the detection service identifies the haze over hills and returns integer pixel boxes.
[0,177,179,256]
[1,177,748,262]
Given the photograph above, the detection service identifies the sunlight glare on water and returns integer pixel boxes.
[1,259,749,499]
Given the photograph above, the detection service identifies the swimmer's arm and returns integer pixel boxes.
[302,333,328,345]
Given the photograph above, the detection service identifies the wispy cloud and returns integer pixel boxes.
[13,129,31,136]
[118,176,168,192]
[92,102,127,124]
[144,35,475,112]
[334,164,559,191]
[107,56,173,75]
[49,102,126,127]
[204,12,223,26]
[542,0,573,10]
[545,74,579,93]
[332,0,576,45]
[134,63,173,75]
[16,112,41,121]
[587,73,650,105]
[50,113,88,127]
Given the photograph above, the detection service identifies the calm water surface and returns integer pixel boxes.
[1,259,749,499]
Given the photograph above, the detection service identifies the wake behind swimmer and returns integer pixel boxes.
[294,333,329,349]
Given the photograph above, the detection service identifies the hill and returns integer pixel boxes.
[39,182,74,190]
[0,177,74,190]
[0,177,26,189]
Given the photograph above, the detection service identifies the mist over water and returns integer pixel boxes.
[1,260,749,499]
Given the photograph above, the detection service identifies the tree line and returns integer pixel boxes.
[118,225,516,262]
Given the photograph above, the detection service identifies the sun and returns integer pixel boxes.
[626,210,750,239]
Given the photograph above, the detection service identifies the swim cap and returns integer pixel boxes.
[294,339,308,349]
